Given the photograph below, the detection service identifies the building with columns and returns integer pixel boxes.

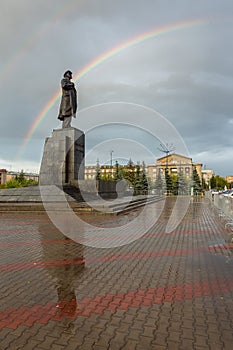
[147,153,203,183]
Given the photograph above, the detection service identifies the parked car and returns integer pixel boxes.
[224,191,233,198]
[211,189,219,195]
[222,190,233,197]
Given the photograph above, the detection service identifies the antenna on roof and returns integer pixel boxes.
[158,143,175,157]
[157,143,176,168]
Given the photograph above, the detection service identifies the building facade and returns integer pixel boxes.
[202,169,214,188]
[147,153,203,183]
[85,165,116,180]
[226,175,233,184]
[85,154,203,185]
[84,165,97,180]
[0,169,39,185]
[84,163,144,181]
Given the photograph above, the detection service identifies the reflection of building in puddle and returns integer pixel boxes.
[38,226,85,328]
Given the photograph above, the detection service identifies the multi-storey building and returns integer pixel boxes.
[84,165,97,180]
[84,162,144,181]
[85,165,116,180]
[147,153,202,183]
[226,175,233,184]
[202,169,214,188]
[85,154,204,184]
[7,171,39,182]
[0,169,39,185]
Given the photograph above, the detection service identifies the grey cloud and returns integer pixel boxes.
[0,0,233,176]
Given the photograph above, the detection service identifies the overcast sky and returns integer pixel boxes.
[0,0,232,177]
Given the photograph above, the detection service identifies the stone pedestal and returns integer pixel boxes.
[39,128,85,186]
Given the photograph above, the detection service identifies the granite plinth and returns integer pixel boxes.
[39,127,85,186]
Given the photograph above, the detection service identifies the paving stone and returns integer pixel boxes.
[122,340,138,349]
[194,334,209,348]
[166,341,181,350]
[180,338,194,349]
[153,332,168,346]
[0,198,232,349]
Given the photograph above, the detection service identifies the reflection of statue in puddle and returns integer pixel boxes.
[38,225,85,330]
[160,197,176,222]
[189,196,202,221]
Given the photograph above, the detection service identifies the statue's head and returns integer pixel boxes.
[64,70,72,79]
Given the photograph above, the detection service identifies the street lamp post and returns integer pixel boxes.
[110,150,114,178]
[158,143,175,196]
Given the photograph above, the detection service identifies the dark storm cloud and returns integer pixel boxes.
[0,0,232,176]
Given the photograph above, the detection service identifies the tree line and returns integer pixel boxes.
[95,160,231,196]
[95,161,208,196]
[96,160,148,195]
[0,170,38,189]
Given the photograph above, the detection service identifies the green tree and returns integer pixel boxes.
[147,177,153,192]
[192,166,202,194]
[140,162,148,194]
[95,160,101,181]
[5,179,22,188]
[154,170,165,195]
[177,168,189,195]
[27,179,38,186]
[18,169,26,185]
[210,175,227,190]
[114,161,123,181]
[171,174,178,195]
[202,175,209,190]
[134,163,141,195]
[165,168,173,195]
[123,159,136,188]
[101,173,112,181]
[210,176,216,189]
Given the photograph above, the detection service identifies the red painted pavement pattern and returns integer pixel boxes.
[0,279,232,331]
[0,244,232,272]
[0,227,218,236]
[0,247,213,272]
[0,238,72,247]
[0,228,224,246]
[208,243,233,252]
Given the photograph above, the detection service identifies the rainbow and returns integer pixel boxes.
[19,18,210,156]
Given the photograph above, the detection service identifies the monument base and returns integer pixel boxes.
[39,127,85,186]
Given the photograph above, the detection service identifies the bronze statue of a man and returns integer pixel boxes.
[58,70,77,128]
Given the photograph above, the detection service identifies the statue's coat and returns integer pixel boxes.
[58,78,77,121]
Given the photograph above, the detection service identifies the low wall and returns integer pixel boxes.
[75,180,130,199]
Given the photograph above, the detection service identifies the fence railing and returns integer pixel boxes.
[207,192,233,220]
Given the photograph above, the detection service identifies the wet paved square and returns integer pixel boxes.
[0,197,232,349]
